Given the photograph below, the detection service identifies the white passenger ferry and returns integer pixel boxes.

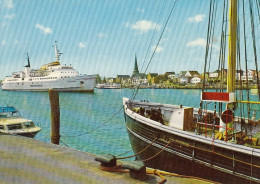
[96,83,121,89]
[1,42,96,92]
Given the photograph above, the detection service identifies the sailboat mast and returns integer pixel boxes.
[227,0,237,93]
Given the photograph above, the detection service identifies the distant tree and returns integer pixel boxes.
[96,75,102,83]
[102,77,106,83]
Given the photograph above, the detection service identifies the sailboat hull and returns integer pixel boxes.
[123,99,260,183]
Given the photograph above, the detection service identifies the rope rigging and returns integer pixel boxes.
[207,0,218,76]
[131,0,178,101]
[139,0,166,74]
[130,0,166,101]
[249,0,260,100]
[243,0,252,120]
[236,0,245,133]
[202,0,214,93]
[62,106,123,138]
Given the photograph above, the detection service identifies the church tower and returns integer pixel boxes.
[132,54,139,78]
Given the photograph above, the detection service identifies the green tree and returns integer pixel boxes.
[102,77,106,83]
[96,74,102,83]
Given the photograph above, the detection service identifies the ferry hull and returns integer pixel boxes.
[2,88,94,93]
[2,75,96,92]
[124,111,260,183]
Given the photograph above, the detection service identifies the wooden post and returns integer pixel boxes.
[183,107,193,131]
[49,89,60,145]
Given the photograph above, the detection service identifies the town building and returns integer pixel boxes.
[116,75,130,84]
[147,73,159,84]
[131,55,147,85]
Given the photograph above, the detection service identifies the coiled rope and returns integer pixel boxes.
[99,163,220,184]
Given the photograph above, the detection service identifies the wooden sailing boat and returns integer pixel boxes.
[122,0,260,183]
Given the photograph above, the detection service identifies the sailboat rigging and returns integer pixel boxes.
[122,0,260,183]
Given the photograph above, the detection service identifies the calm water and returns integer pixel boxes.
[0,88,258,156]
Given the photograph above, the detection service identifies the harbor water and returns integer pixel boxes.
[0,88,259,156]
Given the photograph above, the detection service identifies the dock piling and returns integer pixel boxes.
[49,89,60,145]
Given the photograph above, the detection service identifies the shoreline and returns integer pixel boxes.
[116,86,258,90]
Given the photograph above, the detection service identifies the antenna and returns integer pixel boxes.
[25,53,30,67]
[54,41,63,62]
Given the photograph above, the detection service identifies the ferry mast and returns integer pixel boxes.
[54,41,62,63]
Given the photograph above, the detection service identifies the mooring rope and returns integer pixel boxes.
[62,106,123,138]
[117,137,157,160]
[99,164,219,184]
[141,141,172,162]
[60,138,69,148]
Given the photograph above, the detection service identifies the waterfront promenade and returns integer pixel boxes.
[0,134,209,183]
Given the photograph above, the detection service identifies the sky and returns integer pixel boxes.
[0,0,259,79]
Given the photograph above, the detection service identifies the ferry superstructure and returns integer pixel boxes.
[1,42,96,92]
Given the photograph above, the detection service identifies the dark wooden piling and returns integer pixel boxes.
[49,89,60,145]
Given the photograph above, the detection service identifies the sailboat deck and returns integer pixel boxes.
[128,99,260,149]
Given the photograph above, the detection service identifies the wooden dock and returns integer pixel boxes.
[0,135,209,183]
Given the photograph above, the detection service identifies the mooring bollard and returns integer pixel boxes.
[49,89,60,145]
[95,154,117,167]
[121,161,147,180]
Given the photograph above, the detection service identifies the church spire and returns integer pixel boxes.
[132,54,139,77]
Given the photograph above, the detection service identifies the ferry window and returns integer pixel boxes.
[11,111,21,117]
[0,125,4,130]
[7,124,22,130]
[24,122,35,128]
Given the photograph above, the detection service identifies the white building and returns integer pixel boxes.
[241,69,256,81]
[180,77,188,84]
[190,77,201,84]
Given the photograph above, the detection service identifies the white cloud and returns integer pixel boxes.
[128,20,161,34]
[4,0,14,9]
[151,45,163,53]
[35,24,52,34]
[187,38,206,47]
[136,8,144,13]
[79,42,86,48]
[1,40,6,45]
[124,22,130,28]
[2,22,7,28]
[4,14,15,19]
[188,14,205,23]
[98,33,107,38]
[1,40,20,46]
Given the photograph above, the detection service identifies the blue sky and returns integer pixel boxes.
[0,0,259,79]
